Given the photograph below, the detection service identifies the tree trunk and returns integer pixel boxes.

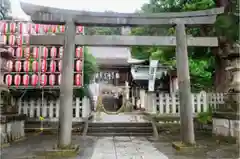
[213,0,231,92]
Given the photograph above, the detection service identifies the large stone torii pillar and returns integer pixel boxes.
[20,2,224,146]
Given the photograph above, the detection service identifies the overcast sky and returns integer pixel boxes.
[10,0,149,20]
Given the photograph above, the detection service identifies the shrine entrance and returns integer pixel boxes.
[96,84,125,113]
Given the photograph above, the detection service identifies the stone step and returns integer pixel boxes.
[87,132,153,136]
[88,122,152,128]
[88,127,153,133]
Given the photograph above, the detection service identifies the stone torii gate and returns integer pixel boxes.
[20,2,223,147]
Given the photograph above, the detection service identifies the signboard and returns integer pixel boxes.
[0,21,84,88]
[148,60,158,91]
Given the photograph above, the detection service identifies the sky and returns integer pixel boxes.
[10,0,149,20]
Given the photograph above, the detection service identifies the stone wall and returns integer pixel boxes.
[0,118,25,145]
[212,118,240,138]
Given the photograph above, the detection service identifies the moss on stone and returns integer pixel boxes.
[172,141,197,151]
[33,145,80,159]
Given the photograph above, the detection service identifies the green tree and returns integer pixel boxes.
[131,0,239,92]
[0,0,11,20]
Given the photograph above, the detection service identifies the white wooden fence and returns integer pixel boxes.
[17,97,91,122]
[153,91,224,115]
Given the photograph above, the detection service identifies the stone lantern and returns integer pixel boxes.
[212,42,240,144]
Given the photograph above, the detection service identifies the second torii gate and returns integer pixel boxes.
[20,2,224,147]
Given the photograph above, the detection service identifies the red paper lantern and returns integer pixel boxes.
[27,23,33,34]
[49,74,55,87]
[42,47,48,58]
[40,74,47,86]
[16,35,23,45]
[14,74,21,87]
[5,74,12,86]
[75,47,83,58]
[24,47,30,58]
[10,22,16,33]
[9,34,16,45]
[31,74,38,86]
[15,61,22,72]
[32,61,38,72]
[0,22,8,34]
[33,47,39,59]
[6,60,13,72]
[23,74,29,87]
[23,60,30,72]
[75,60,83,72]
[2,35,7,45]
[41,60,47,72]
[58,60,62,72]
[43,25,50,33]
[8,47,14,57]
[18,22,24,34]
[76,26,83,33]
[23,34,30,45]
[75,74,82,86]
[58,74,61,85]
[50,47,57,58]
[59,47,64,58]
[59,25,65,32]
[16,47,22,58]
[50,60,56,73]
[35,24,41,33]
[51,25,57,33]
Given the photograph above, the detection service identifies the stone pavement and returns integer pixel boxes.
[90,136,168,159]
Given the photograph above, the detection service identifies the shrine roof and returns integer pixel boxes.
[88,46,130,66]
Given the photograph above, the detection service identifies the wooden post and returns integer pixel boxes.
[175,24,195,145]
[58,19,75,148]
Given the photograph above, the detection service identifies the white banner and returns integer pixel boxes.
[148,60,159,92]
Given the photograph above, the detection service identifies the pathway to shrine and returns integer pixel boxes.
[90,136,168,159]
[89,112,168,159]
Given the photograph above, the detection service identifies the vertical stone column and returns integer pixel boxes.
[125,81,129,100]
[139,89,146,109]
[146,92,156,114]
[58,19,75,148]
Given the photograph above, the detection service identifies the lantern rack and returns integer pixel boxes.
[1,20,84,95]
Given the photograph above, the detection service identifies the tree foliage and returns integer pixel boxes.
[0,0,11,20]
[131,0,239,92]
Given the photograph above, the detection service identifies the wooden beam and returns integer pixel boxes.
[20,2,224,26]
[29,35,218,47]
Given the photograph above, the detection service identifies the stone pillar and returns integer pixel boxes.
[146,92,156,114]
[125,81,129,100]
[82,97,90,118]
[172,77,179,93]
[139,89,146,109]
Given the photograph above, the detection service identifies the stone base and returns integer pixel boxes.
[212,118,240,138]
[0,115,25,145]
[32,144,80,158]
[172,141,198,151]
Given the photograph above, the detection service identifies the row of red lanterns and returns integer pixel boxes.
[5,74,82,87]
[6,46,83,59]
[6,60,83,72]
[0,22,83,34]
